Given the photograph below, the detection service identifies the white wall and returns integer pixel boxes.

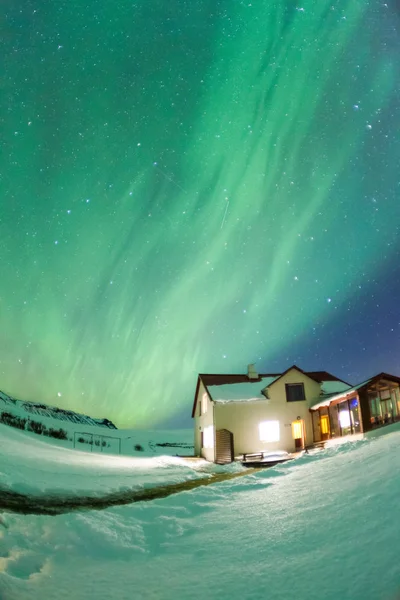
[214,369,321,456]
[193,379,215,461]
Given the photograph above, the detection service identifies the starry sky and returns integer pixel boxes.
[2,0,400,429]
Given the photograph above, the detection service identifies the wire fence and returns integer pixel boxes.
[73,431,122,454]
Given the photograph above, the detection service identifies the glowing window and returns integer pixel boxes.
[259,420,280,443]
[339,411,351,428]
[203,425,214,448]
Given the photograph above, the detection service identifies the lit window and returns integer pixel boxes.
[339,411,351,428]
[259,420,280,442]
[285,383,306,402]
[201,393,208,415]
[203,425,214,448]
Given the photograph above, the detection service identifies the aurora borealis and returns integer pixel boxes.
[2,1,400,428]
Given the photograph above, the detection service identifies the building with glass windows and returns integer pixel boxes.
[192,365,400,463]
[310,373,400,442]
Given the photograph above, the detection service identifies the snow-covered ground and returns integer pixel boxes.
[2,422,400,599]
[0,423,205,499]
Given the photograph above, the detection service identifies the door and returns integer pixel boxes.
[292,420,305,450]
[320,414,330,441]
[215,429,234,464]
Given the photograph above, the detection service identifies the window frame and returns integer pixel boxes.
[285,382,306,402]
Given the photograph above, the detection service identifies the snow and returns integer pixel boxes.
[2,421,400,599]
[0,424,204,498]
[320,380,352,395]
[208,376,278,402]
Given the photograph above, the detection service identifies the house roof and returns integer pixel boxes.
[264,365,331,389]
[191,366,350,417]
[307,371,352,385]
[208,377,280,404]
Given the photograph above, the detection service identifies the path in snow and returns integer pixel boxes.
[0,468,258,515]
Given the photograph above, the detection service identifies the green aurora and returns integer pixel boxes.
[2,1,400,427]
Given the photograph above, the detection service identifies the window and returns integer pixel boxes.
[349,398,362,433]
[203,425,214,448]
[339,410,351,428]
[259,420,280,443]
[285,383,306,402]
[338,401,352,435]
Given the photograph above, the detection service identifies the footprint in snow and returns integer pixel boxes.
[5,552,48,580]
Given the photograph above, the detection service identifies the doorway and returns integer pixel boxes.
[320,414,330,441]
[291,420,305,450]
[215,429,234,464]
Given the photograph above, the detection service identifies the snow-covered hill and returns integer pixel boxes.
[0,389,193,457]
[0,389,116,429]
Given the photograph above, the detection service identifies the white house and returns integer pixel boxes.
[192,364,400,463]
[191,365,352,463]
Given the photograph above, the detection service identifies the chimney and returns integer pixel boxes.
[247,364,258,380]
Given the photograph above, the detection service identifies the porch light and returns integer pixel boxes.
[259,420,280,443]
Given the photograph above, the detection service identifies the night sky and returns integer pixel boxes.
[2,1,400,428]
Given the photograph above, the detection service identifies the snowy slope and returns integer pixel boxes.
[0,389,116,429]
[2,423,400,599]
[0,423,210,499]
[0,391,194,457]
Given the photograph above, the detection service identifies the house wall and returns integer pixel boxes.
[214,369,322,456]
[193,379,215,461]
